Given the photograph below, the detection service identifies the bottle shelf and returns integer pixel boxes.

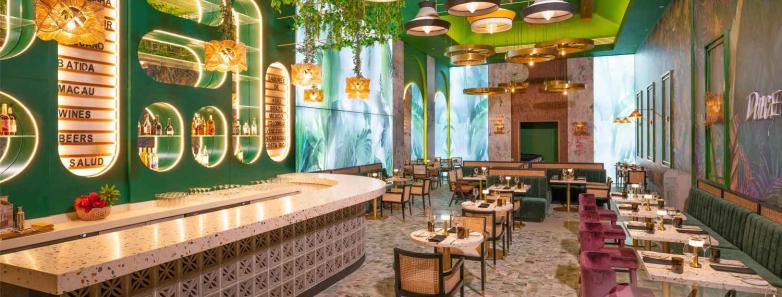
[137,102,183,172]
[191,106,227,168]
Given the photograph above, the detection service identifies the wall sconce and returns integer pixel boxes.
[493,119,505,134]
[705,92,724,125]
[573,121,588,136]
[35,0,106,45]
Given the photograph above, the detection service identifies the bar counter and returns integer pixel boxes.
[0,173,386,297]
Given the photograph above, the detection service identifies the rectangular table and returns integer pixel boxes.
[610,193,664,205]
[486,184,531,194]
[624,222,719,253]
[617,205,687,220]
[637,251,777,297]
[549,177,587,212]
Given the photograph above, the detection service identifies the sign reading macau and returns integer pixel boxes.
[57,0,120,176]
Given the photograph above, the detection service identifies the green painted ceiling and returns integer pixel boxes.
[401,0,672,64]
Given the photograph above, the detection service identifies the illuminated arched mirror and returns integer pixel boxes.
[0,91,38,183]
[231,0,263,164]
[0,0,36,60]
[137,102,184,172]
[138,30,227,89]
[191,106,228,168]
[404,83,424,161]
[146,0,222,26]
[264,63,291,162]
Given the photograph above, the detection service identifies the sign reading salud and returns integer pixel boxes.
[56,0,120,177]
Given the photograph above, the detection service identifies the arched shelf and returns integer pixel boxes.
[191,106,227,168]
[231,0,263,164]
[147,0,221,26]
[137,102,184,172]
[138,30,228,89]
[0,91,38,183]
[265,63,291,162]
[0,0,36,60]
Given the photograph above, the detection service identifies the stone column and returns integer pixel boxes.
[487,63,523,161]
[392,41,406,171]
[426,56,436,160]
[566,57,595,162]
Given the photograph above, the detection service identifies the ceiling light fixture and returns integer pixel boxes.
[522,0,575,24]
[35,0,106,45]
[445,44,495,66]
[505,47,557,65]
[536,37,595,56]
[463,87,508,96]
[444,0,499,17]
[467,8,515,34]
[543,80,585,93]
[498,81,529,93]
[406,1,451,36]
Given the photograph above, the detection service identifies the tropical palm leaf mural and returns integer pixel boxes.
[410,84,424,160]
[449,66,489,161]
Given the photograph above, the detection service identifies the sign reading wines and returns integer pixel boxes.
[57,0,119,176]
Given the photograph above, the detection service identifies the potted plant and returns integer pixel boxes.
[73,184,120,221]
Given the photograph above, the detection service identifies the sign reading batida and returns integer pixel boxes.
[745,90,782,121]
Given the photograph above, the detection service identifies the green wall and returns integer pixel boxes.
[0,0,296,218]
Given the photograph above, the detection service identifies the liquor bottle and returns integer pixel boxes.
[250,117,258,135]
[191,114,198,135]
[140,147,149,167]
[150,149,159,170]
[166,118,174,135]
[207,115,215,135]
[155,114,162,135]
[196,114,204,135]
[7,107,16,135]
[0,104,8,135]
[143,114,152,135]
[137,121,142,136]
[232,118,240,135]
[242,121,250,135]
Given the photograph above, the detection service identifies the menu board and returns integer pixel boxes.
[57,0,119,177]
[264,64,290,161]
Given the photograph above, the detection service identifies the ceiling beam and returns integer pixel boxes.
[580,0,593,20]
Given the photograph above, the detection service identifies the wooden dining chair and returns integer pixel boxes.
[413,164,428,181]
[412,178,432,211]
[494,193,515,246]
[428,161,442,188]
[462,209,505,266]
[393,248,464,297]
[586,178,612,208]
[450,216,487,291]
[626,170,646,191]
[381,185,413,221]
[448,170,474,206]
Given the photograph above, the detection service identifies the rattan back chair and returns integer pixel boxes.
[448,170,474,206]
[412,178,432,211]
[393,248,464,297]
[449,216,487,290]
[381,185,413,221]
[627,170,646,190]
[462,208,505,266]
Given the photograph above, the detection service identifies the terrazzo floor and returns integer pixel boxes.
[319,185,767,297]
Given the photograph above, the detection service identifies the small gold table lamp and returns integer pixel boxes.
[656,209,667,231]
[688,238,705,268]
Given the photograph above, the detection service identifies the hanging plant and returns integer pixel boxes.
[204,0,248,73]
[291,0,323,87]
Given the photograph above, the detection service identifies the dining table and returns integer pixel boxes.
[461,198,515,252]
[623,222,719,252]
[549,176,587,212]
[616,204,687,221]
[637,250,778,297]
[487,183,531,194]
[610,192,664,205]
[461,175,488,199]
[409,228,484,270]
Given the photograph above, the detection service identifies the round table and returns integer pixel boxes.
[461,199,514,255]
[386,176,413,188]
[410,229,484,270]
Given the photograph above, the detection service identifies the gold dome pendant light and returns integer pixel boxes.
[444,0,499,16]
[445,44,495,66]
[522,0,575,24]
[467,8,515,34]
[505,47,557,66]
[205,0,248,73]
[35,0,106,45]
[536,38,595,57]
[405,1,451,36]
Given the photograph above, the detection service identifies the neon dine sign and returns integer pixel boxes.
[745,90,782,121]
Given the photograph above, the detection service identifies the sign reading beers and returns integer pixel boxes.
[57,0,119,177]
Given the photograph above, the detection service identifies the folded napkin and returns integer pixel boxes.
[428,235,447,243]
[618,205,634,211]
[710,263,756,275]
[626,224,648,231]
[478,203,491,208]
[676,227,708,235]
[643,256,673,265]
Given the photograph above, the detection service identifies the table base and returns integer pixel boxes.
[366,198,383,220]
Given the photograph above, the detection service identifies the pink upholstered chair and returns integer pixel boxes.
[578,230,639,285]
[580,251,654,297]
[580,220,626,248]
[579,207,626,247]
[579,193,618,224]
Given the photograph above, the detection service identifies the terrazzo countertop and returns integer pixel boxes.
[0,173,386,295]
